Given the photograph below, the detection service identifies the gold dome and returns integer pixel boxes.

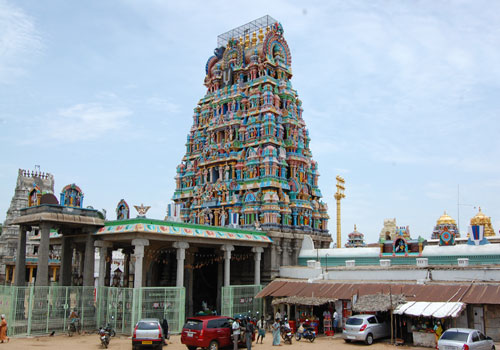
[470,207,496,237]
[437,211,456,225]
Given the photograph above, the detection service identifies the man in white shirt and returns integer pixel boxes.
[232,318,241,350]
[333,310,339,332]
[275,309,281,322]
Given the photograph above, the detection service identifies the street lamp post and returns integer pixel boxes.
[334,176,346,249]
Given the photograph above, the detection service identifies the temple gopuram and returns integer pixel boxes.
[173,16,331,258]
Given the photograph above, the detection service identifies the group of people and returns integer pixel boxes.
[231,315,269,350]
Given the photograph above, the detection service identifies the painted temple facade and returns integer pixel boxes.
[173,17,332,271]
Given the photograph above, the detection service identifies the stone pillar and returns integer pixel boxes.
[221,244,234,287]
[59,235,73,286]
[281,239,291,266]
[252,247,264,285]
[173,241,189,287]
[83,232,95,287]
[95,241,113,287]
[292,238,302,265]
[122,249,132,288]
[76,249,84,276]
[132,239,149,288]
[216,259,223,312]
[14,225,29,287]
[105,248,112,286]
[36,223,51,286]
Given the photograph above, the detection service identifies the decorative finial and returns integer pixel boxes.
[354,224,357,231]
[134,203,151,218]
[258,28,264,43]
[251,31,257,46]
[245,34,250,49]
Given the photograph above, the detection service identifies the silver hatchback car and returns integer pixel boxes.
[342,314,389,345]
[132,318,164,350]
[438,328,495,350]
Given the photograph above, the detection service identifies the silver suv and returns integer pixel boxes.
[132,318,164,350]
[342,314,389,345]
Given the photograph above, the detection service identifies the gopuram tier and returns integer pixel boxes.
[173,17,331,249]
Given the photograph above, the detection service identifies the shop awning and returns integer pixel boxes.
[271,296,336,306]
[393,302,466,318]
[256,280,500,305]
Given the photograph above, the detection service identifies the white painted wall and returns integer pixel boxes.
[279,265,500,282]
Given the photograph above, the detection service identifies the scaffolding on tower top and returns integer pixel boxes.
[217,15,277,47]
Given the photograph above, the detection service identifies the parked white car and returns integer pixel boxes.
[438,328,495,350]
[342,314,389,345]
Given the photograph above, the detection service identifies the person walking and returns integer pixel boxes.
[232,318,241,350]
[0,315,9,343]
[245,317,255,350]
[272,318,281,346]
[256,316,266,344]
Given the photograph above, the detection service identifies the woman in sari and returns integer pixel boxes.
[0,314,9,343]
[272,318,281,346]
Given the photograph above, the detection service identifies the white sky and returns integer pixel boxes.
[1,0,499,246]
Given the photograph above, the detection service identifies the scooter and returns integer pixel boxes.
[281,325,293,344]
[295,327,316,342]
[99,326,110,348]
[68,319,81,337]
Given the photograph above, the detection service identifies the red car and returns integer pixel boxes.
[181,316,254,350]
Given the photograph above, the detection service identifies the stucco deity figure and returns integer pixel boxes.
[220,210,227,226]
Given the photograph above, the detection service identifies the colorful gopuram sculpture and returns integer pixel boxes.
[345,225,366,247]
[173,17,329,241]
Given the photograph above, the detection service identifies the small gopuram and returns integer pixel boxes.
[431,211,460,244]
[345,225,366,247]
[12,183,104,287]
[0,169,55,283]
[469,208,496,237]
[173,16,331,277]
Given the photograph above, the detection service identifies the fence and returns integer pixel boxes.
[221,284,263,317]
[0,285,185,337]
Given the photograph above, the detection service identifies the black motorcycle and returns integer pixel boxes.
[99,326,110,348]
[104,323,116,337]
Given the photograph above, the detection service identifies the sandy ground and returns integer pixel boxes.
[0,333,438,350]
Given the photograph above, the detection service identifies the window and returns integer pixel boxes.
[184,319,203,330]
[471,332,479,342]
[207,320,219,329]
[346,318,363,326]
[478,332,485,341]
[440,331,469,342]
[367,317,377,324]
[137,321,160,330]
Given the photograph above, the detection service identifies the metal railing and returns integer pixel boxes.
[221,284,262,317]
[0,285,185,337]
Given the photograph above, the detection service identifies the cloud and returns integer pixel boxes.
[0,0,42,82]
[45,103,132,142]
[146,97,181,114]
